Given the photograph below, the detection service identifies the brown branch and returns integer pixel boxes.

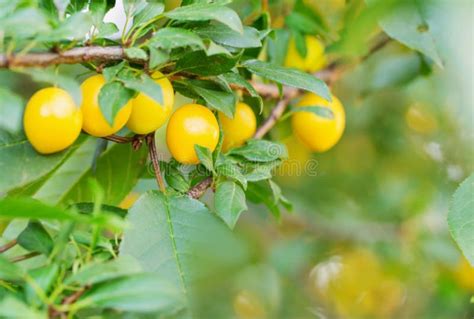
[0,239,17,253]
[146,134,166,193]
[10,252,40,263]
[254,98,292,139]
[0,46,146,68]
[187,177,213,199]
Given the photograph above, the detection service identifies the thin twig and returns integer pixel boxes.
[254,98,292,139]
[187,177,213,199]
[102,134,133,144]
[146,134,166,193]
[0,239,17,253]
[10,252,40,263]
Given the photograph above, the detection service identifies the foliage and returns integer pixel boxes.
[0,0,473,318]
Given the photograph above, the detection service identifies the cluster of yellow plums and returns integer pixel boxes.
[23,36,344,164]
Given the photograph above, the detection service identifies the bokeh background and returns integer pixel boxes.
[1,0,473,318]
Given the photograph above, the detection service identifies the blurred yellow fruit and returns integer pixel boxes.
[119,192,141,209]
[127,72,174,134]
[233,290,267,319]
[277,135,311,178]
[292,93,345,152]
[405,104,438,134]
[166,104,219,164]
[81,75,132,137]
[219,102,257,152]
[24,87,82,154]
[311,250,403,318]
[454,257,474,292]
[285,35,327,73]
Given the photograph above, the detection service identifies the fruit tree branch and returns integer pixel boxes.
[0,46,146,68]
[0,239,17,253]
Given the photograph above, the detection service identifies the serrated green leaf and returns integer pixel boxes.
[120,192,248,316]
[149,27,205,50]
[98,81,135,126]
[216,161,247,189]
[177,50,240,76]
[165,3,243,34]
[119,71,164,106]
[0,296,46,319]
[219,72,263,113]
[132,2,164,27]
[230,140,288,162]
[290,105,334,119]
[197,25,261,48]
[448,173,474,265]
[195,145,214,173]
[148,47,169,69]
[214,181,247,229]
[124,47,148,60]
[38,12,93,42]
[185,82,235,117]
[22,68,82,105]
[242,60,331,101]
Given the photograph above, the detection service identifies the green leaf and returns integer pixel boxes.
[448,173,474,265]
[0,131,67,194]
[118,72,164,106]
[197,25,261,48]
[26,264,59,306]
[378,1,443,67]
[33,137,97,205]
[243,160,281,182]
[148,47,169,69]
[64,142,148,206]
[214,181,247,229]
[195,145,214,173]
[120,192,248,315]
[241,60,331,101]
[132,2,164,27]
[165,3,243,34]
[39,12,93,42]
[98,81,135,126]
[246,181,281,219]
[23,68,82,105]
[0,255,24,281]
[66,256,142,286]
[216,161,247,189]
[0,296,46,319]
[176,50,240,76]
[229,140,288,162]
[124,47,148,61]
[219,72,263,113]
[17,221,53,255]
[149,27,205,50]
[185,82,236,117]
[290,105,334,119]
[102,61,126,81]
[79,273,183,314]
[0,8,51,39]
[0,88,23,134]
[96,22,119,38]
[0,197,83,221]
